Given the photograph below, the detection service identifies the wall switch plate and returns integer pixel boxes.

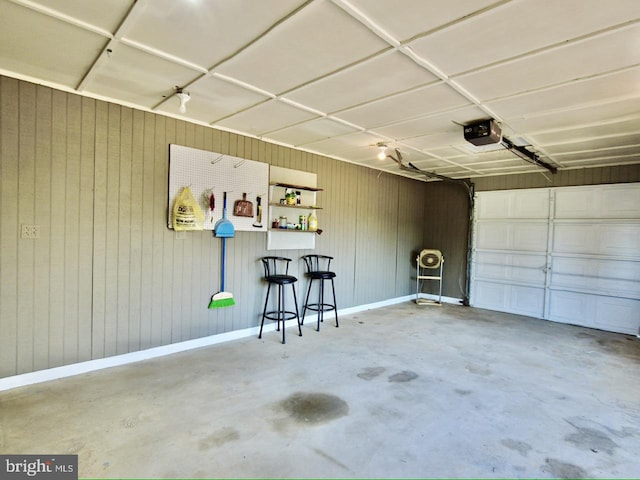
[21,224,40,239]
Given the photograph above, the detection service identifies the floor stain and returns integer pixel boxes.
[564,426,618,455]
[543,458,588,479]
[501,438,532,457]
[388,371,418,383]
[278,392,348,425]
[575,332,595,339]
[357,366,385,380]
[312,448,351,472]
[454,389,472,396]
[198,426,240,450]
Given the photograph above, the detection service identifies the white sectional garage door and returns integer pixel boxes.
[471,183,640,336]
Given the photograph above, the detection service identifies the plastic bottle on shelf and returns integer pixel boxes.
[308,211,318,232]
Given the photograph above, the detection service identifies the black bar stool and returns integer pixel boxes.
[259,256,302,344]
[301,254,338,331]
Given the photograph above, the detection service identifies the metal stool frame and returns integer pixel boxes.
[259,256,302,343]
[301,254,338,331]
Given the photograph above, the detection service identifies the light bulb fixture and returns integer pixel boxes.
[376,143,387,160]
[176,87,190,114]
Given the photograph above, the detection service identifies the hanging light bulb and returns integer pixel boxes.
[176,88,190,113]
[377,144,387,160]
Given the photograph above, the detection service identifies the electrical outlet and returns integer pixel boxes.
[21,224,40,239]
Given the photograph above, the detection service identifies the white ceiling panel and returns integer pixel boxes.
[123,0,306,69]
[304,131,381,156]
[0,0,108,88]
[374,105,488,140]
[506,97,640,133]
[487,68,640,119]
[408,0,640,75]
[345,0,499,41]
[408,159,453,170]
[27,0,135,33]
[215,100,319,137]
[336,83,471,128]
[542,133,640,155]
[156,75,270,123]
[553,145,640,160]
[85,44,200,107]
[401,131,469,151]
[215,0,389,94]
[1,0,638,179]
[530,118,640,146]
[283,51,439,114]
[560,156,640,167]
[267,118,360,146]
[456,23,640,102]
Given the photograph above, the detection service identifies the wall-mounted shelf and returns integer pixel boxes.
[270,182,323,192]
[268,167,320,250]
[268,203,322,210]
[269,228,317,233]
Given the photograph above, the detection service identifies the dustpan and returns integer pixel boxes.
[214,192,235,238]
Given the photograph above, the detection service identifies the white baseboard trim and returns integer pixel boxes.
[0,294,461,392]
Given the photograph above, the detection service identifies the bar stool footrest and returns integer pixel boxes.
[304,303,336,313]
[264,310,299,322]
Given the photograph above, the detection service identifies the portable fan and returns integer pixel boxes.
[416,249,444,305]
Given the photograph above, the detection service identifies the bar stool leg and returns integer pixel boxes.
[292,283,302,337]
[259,283,272,339]
[331,277,339,327]
[302,278,313,325]
[317,279,324,331]
[278,284,285,344]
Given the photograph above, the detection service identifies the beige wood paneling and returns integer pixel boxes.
[33,84,53,372]
[5,74,637,378]
[422,182,471,301]
[473,165,640,191]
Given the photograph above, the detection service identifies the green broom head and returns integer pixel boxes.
[208,291,235,309]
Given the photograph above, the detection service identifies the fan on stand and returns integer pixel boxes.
[416,249,444,306]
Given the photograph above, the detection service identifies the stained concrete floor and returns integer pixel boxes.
[1,302,639,479]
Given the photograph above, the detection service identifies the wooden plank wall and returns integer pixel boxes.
[0,76,427,378]
[473,165,640,191]
[422,182,471,301]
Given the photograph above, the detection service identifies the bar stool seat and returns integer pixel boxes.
[301,254,338,331]
[259,256,302,344]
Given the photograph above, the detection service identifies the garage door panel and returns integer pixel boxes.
[477,189,549,219]
[473,281,544,318]
[594,297,639,333]
[551,257,640,297]
[548,290,639,335]
[555,189,597,219]
[601,225,640,257]
[548,290,591,324]
[555,184,640,219]
[553,223,640,257]
[476,221,548,251]
[475,252,546,284]
[513,224,548,252]
[602,187,640,218]
[473,183,640,335]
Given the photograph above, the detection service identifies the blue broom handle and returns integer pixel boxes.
[221,236,226,292]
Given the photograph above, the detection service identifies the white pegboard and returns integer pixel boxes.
[168,144,268,231]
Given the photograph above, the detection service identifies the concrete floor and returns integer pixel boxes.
[1,302,639,479]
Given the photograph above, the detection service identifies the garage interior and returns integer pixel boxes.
[1,0,639,478]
